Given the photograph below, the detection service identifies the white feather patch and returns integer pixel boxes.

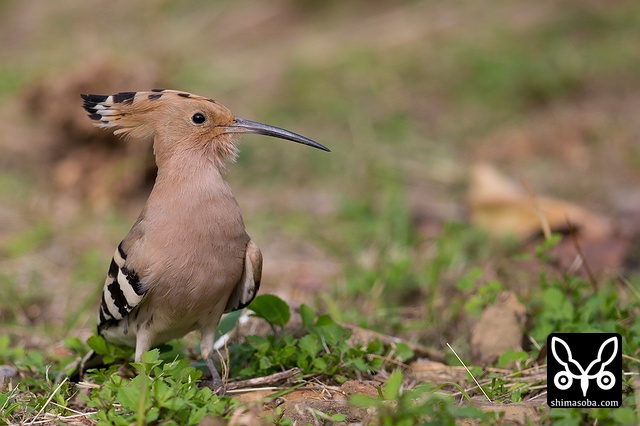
[117,269,144,307]
[103,285,123,320]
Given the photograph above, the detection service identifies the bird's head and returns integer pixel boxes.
[82,90,329,166]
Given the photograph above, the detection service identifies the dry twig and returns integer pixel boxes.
[226,367,302,391]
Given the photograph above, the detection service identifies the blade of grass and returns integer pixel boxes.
[27,377,68,425]
[446,343,492,402]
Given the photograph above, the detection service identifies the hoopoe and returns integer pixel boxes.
[75,89,328,390]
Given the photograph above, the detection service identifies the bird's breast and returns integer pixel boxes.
[140,189,250,309]
[129,163,252,322]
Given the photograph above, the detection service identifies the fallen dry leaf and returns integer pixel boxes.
[467,164,612,240]
[408,359,470,386]
[467,400,547,425]
[278,393,364,425]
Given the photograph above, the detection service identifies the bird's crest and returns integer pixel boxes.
[81,89,224,140]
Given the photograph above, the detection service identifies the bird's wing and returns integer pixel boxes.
[224,240,263,313]
[97,240,147,334]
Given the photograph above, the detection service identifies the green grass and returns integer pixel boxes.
[2,248,637,424]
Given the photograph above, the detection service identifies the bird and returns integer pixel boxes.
[73,89,329,391]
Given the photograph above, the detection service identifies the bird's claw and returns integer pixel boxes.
[202,378,227,396]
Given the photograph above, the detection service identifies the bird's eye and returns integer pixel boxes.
[191,113,206,124]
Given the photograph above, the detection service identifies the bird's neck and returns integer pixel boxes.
[150,150,236,207]
[153,134,238,171]
[142,151,246,243]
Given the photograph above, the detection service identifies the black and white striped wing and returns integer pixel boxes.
[224,240,262,313]
[98,242,146,333]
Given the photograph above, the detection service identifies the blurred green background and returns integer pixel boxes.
[1,0,639,352]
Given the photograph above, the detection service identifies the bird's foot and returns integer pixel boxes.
[202,378,226,396]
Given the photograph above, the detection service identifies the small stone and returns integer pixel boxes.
[470,291,527,365]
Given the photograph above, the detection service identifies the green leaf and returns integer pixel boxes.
[117,376,148,411]
[349,357,369,372]
[383,370,403,400]
[393,342,414,362]
[145,407,160,424]
[313,316,350,346]
[216,310,243,340]
[259,357,272,370]
[86,335,109,355]
[188,406,209,425]
[448,405,487,419]
[248,294,291,326]
[279,344,297,359]
[246,335,271,353]
[132,349,161,375]
[497,349,528,368]
[85,334,133,364]
[312,357,328,372]
[314,313,336,327]
[298,334,320,357]
[350,393,381,407]
[455,267,483,291]
[153,379,173,408]
[141,348,160,364]
[64,337,86,353]
[611,407,637,424]
[300,304,315,328]
[366,338,384,355]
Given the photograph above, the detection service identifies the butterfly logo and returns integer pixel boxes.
[551,336,617,397]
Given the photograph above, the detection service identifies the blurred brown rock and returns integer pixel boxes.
[20,57,165,210]
[470,291,527,365]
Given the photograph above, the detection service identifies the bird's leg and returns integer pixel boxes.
[201,328,226,395]
[134,330,153,363]
[78,349,96,378]
[205,357,225,395]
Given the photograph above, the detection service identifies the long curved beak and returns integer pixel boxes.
[222,117,330,152]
